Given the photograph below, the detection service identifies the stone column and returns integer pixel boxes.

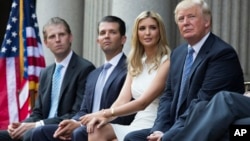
[82,0,112,67]
[36,0,84,65]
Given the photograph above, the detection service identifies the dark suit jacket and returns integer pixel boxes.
[24,52,95,124]
[72,54,134,125]
[151,33,245,140]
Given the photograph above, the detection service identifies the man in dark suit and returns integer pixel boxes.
[124,0,244,141]
[30,15,134,141]
[0,17,95,141]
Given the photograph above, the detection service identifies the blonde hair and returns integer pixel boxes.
[174,0,212,24]
[128,11,171,77]
[43,17,71,40]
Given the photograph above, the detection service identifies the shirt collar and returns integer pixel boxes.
[189,32,210,54]
[104,52,123,67]
[55,50,73,68]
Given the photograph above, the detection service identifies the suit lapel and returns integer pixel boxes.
[89,67,102,111]
[100,54,126,104]
[44,64,56,117]
[175,45,189,113]
[48,65,55,92]
[177,46,188,86]
[190,34,214,75]
[59,53,77,99]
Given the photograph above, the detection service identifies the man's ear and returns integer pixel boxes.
[69,34,73,43]
[44,39,48,48]
[121,35,127,45]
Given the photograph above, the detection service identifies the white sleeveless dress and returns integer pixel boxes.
[111,55,168,141]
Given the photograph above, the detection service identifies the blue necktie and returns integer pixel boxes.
[177,47,194,115]
[48,64,64,118]
[92,63,112,112]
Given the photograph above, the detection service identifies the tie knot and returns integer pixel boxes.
[103,63,112,70]
[188,47,194,54]
[55,64,63,72]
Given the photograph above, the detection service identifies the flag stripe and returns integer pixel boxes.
[6,58,19,123]
[0,59,9,129]
[19,82,29,109]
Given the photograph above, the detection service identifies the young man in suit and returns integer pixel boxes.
[29,15,134,141]
[0,17,95,141]
[124,0,245,141]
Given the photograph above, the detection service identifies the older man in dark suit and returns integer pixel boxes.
[0,17,95,141]
[124,0,244,141]
[30,15,134,141]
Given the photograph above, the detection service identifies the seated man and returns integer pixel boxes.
[0,17,95,141]
[30,15,135,141]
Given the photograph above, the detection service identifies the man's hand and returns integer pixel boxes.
[147,131,164,141]
[7,122,21,138]
[53,119,81,140]
[8,122,35,140]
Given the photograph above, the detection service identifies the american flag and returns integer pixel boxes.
[0,0,45,129]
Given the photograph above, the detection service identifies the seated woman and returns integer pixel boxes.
[80,11,171,141]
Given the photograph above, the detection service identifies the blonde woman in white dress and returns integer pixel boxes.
[81,11,171,141]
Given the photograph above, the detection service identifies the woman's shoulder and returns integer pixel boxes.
[160,54,169,63]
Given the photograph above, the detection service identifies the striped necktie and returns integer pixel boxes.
[177,47,194,116]
[48,64,64,118]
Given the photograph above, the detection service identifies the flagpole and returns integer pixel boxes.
[19,0,24,82]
